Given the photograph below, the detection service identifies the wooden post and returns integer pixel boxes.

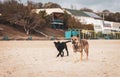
[94,32,96,39]
[82,31,84,39]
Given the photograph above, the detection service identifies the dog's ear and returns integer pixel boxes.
[76,35,79,38]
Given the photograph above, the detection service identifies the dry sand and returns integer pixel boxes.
[0,40,120,77]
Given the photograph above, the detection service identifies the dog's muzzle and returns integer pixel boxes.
[72,41,76,44]
[74,44,78,49]
[72,41,79,49]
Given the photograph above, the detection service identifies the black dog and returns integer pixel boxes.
[54,40,71,57]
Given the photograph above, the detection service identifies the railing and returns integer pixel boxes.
[80,30,120,39]
[65,29,120,39]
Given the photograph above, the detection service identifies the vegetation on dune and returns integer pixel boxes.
[0,0,50,35]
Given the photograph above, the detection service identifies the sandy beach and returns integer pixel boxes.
[0,40,120,77]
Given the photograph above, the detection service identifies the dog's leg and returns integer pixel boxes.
[85,45,89,60]
[57,51,61,57]
[57,52,60,57]
[85,49,88,60]
[61,51,64,57]
[80,52,83,61]
[65,46,69,56]
[86,50,88,60]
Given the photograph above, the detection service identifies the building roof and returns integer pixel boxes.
[65,9,102,19]
[34,8,64,15]
[84,12,102,19]
[34,8,102,19]
[65,9,90,17]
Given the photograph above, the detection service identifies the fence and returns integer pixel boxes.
[82,30,120,39]
[65,29,120,39]
[0,36,65,40]
[0,36,50,40]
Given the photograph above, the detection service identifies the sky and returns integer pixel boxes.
[16,0,120,12]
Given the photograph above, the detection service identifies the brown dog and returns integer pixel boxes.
[71,36,89,61]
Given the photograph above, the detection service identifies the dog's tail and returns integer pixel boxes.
[64,40,71,43]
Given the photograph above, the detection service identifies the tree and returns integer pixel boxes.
[0,0,50,35]
[27,0,36,9]
[97,10,120,22]
[114,12,120,22]
[102,10,110,13]
[80,8,94,12]
[67,17,81,29]
[35,2,43,9]
[83,24,94,30]
[63,13,83,29]
[63,12,94,30]
[43,2,61,8]
[26,1,43,9]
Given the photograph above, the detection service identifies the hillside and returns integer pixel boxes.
[40,27,65,37]
[0,24,65,40]
[0,24,27,37]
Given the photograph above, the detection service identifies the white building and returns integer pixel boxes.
[65,9,103,32]
[33,8,120,33]
[112,22,120,32]
[93,19,103,32]
[65,9,120,34]
[102,21,112,34]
